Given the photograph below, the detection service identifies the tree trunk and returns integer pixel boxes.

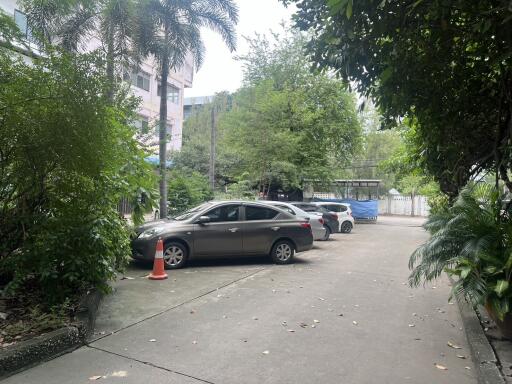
[159,55,170,219]
[209,106,216,190]
[106,23,115,103]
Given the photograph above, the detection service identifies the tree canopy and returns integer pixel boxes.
[283,0,512,197]
[175,31,361,198]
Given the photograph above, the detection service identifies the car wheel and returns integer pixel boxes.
[341,221,353,233]
[163,242,188,269]
[270,240,295,264]
[322,225,331,241]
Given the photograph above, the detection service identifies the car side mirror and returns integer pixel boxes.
[196,216,211,224]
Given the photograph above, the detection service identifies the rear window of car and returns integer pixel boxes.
[326,204,347,212]
[245,206,279,221]
[275,205,295,215]
[298,204,326,213]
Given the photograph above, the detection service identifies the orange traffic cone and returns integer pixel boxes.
[149,238,168,280]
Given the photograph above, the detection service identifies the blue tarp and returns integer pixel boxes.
[313,198,379,220]
[145,155,173,168]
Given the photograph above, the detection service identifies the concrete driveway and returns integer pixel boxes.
[4,216,476,384]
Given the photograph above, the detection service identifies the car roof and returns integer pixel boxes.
[314,202,350,207]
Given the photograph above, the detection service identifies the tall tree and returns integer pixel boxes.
[219,32,361,197]
[283,0,512,198]
[20,0,136,101]
[134,0,238,218]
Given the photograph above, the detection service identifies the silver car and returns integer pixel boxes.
[260,201,329,241]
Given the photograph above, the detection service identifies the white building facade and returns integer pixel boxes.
[0,0,193,154]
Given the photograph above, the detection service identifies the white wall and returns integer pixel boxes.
[379,195,430,217]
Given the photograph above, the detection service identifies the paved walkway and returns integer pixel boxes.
[4,216,476,384]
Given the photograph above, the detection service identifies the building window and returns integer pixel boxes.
[133,115,149,134]
[14,9,31,39]
[124,70,150,91]
[157,83,180,104]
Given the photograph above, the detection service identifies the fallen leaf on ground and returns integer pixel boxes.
[408,324,415,327]
[253,317,258,320]
[120,276,134,280]
[190,310,195,314]
[414,338,422,341]
[192,341,197,344]
[89,376,102,381]
[299,322,308,328]
[311,324,316,328]
[111,371,127,377]
[465,366,471,370]
[447,341,462,349]
[313,319,320,323]
[434,363,448,370]
[287,329,295,333]
[456,355,466,359]
[352,321,358,325]
[338,313,344,317]
[318,297,325,301]
[148,339,156,342]
[262,350,269,355]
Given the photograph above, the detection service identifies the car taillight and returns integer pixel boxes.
[348,212,352,217]
[300,222,311,229]
[318,218,324,225]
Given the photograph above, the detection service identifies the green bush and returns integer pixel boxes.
[167,171,214,215]
[0,50,155,305]
[409,184,512,320]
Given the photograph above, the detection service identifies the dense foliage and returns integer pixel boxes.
[283,0,512,198]
[175,32,361,199]
[0,51,155,305]
[409,184,512,320]
[167,171,213,215]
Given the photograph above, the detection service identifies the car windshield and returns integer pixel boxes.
[173,202,213,221]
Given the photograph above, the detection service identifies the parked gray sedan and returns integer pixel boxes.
[131,201,314,269]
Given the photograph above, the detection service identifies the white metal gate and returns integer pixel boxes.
[378,195,430,217]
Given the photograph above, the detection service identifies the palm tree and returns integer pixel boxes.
[20,0,135,102]
[134,0,238,218]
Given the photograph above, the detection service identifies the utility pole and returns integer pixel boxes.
[209,105,216,190]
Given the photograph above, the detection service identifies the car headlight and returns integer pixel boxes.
[138,227,165,239]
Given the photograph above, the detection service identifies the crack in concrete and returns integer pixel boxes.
[88,345,216,384]
[88,268,266,344]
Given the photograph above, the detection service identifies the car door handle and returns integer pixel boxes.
[270,226,280,231]
[228,228,239,233]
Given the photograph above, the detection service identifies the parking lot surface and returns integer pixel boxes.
[4,216,476,384]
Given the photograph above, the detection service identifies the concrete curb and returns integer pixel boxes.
[0,289,103,380]
[453,289,506,384]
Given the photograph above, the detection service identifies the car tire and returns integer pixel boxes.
[163,241,188,269]
[340,221,353,233]
[270,240,295,264]
[322,225,331,241]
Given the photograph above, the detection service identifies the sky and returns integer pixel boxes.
[184,0,296,98]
